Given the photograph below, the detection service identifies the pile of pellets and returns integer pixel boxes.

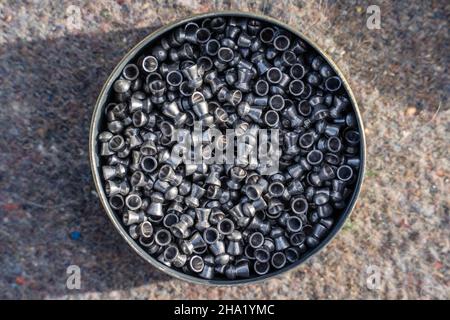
[97,16,361,281]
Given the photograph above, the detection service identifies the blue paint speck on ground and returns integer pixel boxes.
[70,231,81,240]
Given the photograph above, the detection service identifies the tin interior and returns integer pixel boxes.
[89,11,366,285]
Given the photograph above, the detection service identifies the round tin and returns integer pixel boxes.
[89,11,366,285]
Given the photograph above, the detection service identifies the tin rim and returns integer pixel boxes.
[89,11,366,286]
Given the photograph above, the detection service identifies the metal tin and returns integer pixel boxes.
[89,11,366,285]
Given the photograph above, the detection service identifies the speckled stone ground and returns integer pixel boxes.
[0,1,448,300]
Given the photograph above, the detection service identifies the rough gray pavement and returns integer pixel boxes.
[0,1,448,299]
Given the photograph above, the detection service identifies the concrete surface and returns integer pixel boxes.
[0,0,448,299]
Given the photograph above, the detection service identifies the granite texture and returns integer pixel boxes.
[0,0,448,299]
